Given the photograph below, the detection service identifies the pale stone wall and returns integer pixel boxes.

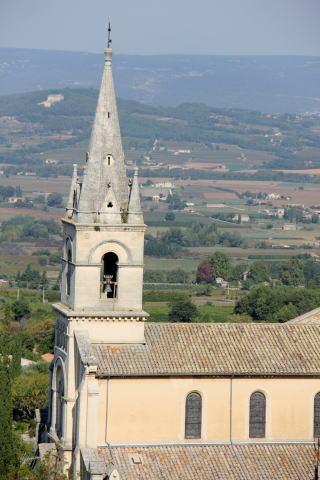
[91,377,320,444]
[60,221,145,312]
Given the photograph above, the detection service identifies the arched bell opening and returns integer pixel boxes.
[101,252,119,299]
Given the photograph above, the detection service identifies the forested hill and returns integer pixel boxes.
[1,48,320,113]
[1,87,320,178]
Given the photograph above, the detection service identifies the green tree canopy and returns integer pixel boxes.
[211,251,231,280]
[168,299,198,323]
[235,285,320,322]
[11,298,31,322]
[249,261,270,284]
[12,365,49,420]
[279,258,305,286]
[47,192,63,207]
[0,357,17,479]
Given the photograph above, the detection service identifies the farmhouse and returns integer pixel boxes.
[8,196,24,204]
[283,223,297,231]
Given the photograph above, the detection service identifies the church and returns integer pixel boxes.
[40,27,320,480]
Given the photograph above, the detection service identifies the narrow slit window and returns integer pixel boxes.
[249,392,266,438]
[108,112,111,118]
[66,247,72,296]
[314,393,320,437]
[55,367,65,439]
[185,392,202,439]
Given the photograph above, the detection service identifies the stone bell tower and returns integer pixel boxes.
[47,24,147,466]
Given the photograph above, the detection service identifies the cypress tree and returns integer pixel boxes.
[0,352,16,478]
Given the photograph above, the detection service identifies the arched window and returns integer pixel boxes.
[314,393,320,437]
[55,366,65,439]
[105,154,113,166]
[101,252,119,299]
[249,392,266,438]
[66,245,72,296]
[185,392,202,439]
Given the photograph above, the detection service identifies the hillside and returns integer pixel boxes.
[0,88,320,181]
[1,49,320,113]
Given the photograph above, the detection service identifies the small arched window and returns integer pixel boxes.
[66,246,72,296]
[101,252,119,299]
[55,366,65,439]
[314,393,320,437]
[249,391,266,438]
[185,392,202,439]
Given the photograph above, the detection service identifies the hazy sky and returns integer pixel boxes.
[0,0,319,56]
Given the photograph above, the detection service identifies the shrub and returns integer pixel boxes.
[168,299,198,323]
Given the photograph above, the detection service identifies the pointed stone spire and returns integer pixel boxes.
[99,183,122,224]
[77,28,128,223]
[66,164,78,218]
[128,167,144,224]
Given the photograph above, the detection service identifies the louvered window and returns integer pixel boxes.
[185,392,202,439]
[66,247,72,296]
[249,392,266,438]
[314,393,320,437]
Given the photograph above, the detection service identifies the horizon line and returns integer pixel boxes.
[0,46,320,58]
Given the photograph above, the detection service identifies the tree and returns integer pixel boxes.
[167,193,185,210]
[272,303,298,323]
[304,258,320,287]
[144,235,182,257]
[16,264,42,288]
[249,262,270,284]
[9,338,22,379]
[11,298,31,322]
[2,302,13,325]
[230,263,248,282]
[166,269,190,284]
[32,448,67,480]
[196,258,213,284]
[234,285,320,322]
[168,299,198,323]
[12,367,49,420]
[163,228,185,246]
[211,251,231,280]
[165,212,175,222]
[23,222,49,239]
[279,258,305,286]
[0,358,17,479]
[47,192,63,208]
[41,271,49,289]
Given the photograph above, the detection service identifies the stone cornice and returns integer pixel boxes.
[53,302,148,321]
[61,218,146,232]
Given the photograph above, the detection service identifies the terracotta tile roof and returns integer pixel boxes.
[93,323,320,377]
[288,307,320,325]
[41,353,54,363]
[95,443,315,480]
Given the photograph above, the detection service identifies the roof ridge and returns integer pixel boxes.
[145,322,320,328]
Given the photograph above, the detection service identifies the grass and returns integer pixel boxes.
[144,211,214,227]
[145,256,199,273]
[144,301,251,324]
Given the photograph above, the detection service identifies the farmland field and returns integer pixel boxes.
[1,89,320,317]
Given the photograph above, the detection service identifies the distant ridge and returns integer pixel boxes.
[1,48,320,113]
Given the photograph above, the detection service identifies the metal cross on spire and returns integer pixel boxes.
[107,17,112,48]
